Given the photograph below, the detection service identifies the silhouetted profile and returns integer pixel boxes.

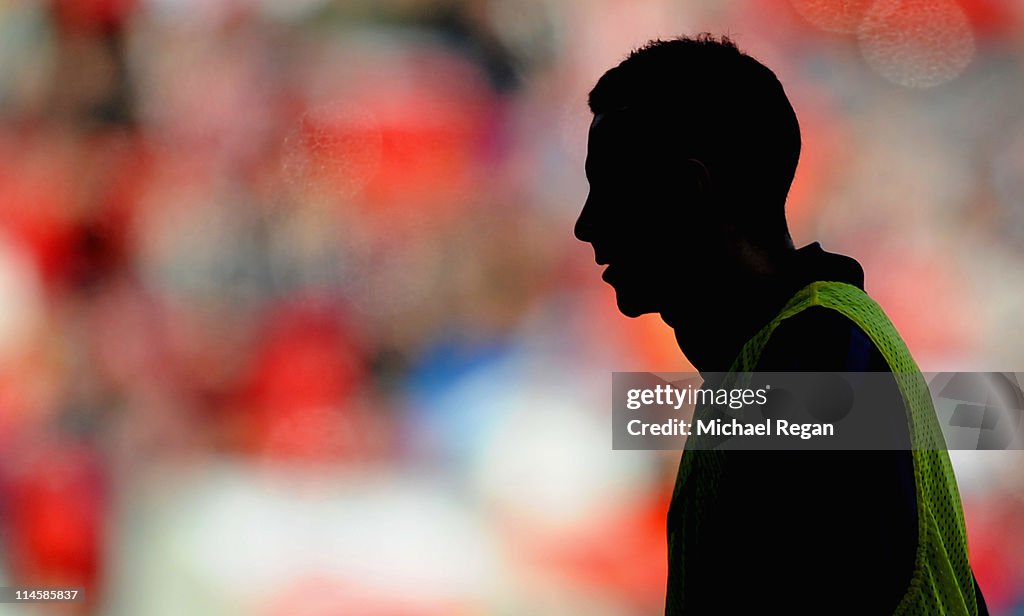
[575,35,988,615]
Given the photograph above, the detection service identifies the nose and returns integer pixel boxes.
[574,194,594,243]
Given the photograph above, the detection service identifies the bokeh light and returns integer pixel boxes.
[858,0,976,88]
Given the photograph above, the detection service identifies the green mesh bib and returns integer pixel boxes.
[667,281,978,615]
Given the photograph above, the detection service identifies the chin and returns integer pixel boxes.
[614,290,658,318]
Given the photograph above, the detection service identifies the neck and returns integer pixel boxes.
[661,243,798,373]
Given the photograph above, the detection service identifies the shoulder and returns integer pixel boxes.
[756,305,887,372]
[755,304,910,448]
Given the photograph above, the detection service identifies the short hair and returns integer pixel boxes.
[588,34,801,243]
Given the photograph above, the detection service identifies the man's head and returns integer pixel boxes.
[574,34,801,317]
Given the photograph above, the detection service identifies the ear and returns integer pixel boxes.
[684,158,711,194]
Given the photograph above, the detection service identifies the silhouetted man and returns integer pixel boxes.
[575,35,987,615]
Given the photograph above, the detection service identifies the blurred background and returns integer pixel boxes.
[0,0,1022,613]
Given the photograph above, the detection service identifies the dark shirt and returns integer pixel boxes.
[667,243,987,614]
[711,312,917,614]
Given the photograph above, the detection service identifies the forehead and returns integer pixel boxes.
[586,111,660,177]
[588,111,634,148]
